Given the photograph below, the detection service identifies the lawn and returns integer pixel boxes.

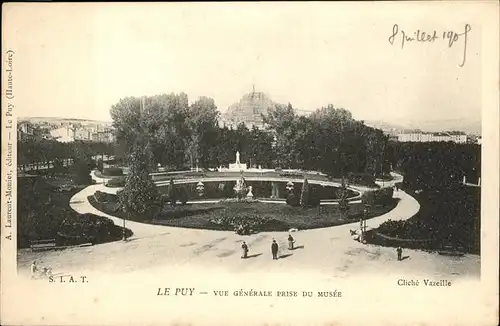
[367,184,480,254]
[17,173,131,248]
[88,194,399,232]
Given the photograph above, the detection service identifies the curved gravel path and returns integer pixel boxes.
[17,172,480,280]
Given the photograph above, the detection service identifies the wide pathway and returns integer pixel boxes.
[17,172,480,280]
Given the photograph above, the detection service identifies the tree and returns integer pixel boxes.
[263,103,297,168]
[96,158,104,172]
[111,93,191,169]
[338,177,349,217]
[167,178,177,207]
[178,186,189,205]
[187,96,220,168]
[118,142,159,220]
[71,142,93,185]
[300,178,310,208]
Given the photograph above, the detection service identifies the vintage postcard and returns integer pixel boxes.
[1,2,499,325]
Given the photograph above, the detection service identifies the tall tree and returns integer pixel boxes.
[300,178,310,208]
[187,96,220,168]
[118,141,159,220]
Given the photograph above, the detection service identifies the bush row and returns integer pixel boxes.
[361,187,394,207]
[106,177,126,187]
[209,213,288,234]
[94,190,118,203]
[58,213,132,245]
[102,167,124,176]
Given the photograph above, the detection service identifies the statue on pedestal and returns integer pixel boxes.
[246,186,254,199]
[234,175,248,200]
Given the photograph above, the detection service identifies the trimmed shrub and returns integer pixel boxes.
[167,178,177,206]
[102,167,124,176]
[308,187,321,207]
[222,181,235,198]
[209,213,288,233]
[286,193,300,207]
[96,158,104,172]
[362,187,394,207]
[300,178,310,208]
[178,186,188,205]
[106,177,126,187]
[58,213,132,245]
[348,173,377,188]
[94,190,118,203]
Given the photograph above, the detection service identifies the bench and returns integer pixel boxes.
[30,239,56,251]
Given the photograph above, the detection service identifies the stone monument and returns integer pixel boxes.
[228,151,248,172]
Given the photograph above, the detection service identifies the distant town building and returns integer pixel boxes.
[74,128,91,141]
[17,121,34,141]
[397,131,468,143]
[50,127,75,143]
[91,131,115,143]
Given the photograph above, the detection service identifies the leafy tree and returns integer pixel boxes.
[187,96,220,168]
[167,178,177,207]
[70,142,93,185]
[338,177,349,217]
[263,103,297,168]
[118,142,159,220]
[96,158,104,172]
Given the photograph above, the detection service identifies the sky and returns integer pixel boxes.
[4,3,487,127]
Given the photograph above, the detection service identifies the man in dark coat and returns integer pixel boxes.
[271,240,279,260]
[397,246,403,261]
[241,241,249,259]
[288,234,295,250]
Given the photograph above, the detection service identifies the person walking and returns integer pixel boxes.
[30,261,38,279]
[397,246,403,261]
[271,240,279,260]
[288,234,295,250]
[241,241,249,259]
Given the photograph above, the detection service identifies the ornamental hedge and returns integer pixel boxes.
[361,187,394,207]
[94,190,118,203]
[106,177,126,187]
[102,167,124,176]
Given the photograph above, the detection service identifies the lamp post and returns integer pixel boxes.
[122,212,127,241]
[363,205,370,233]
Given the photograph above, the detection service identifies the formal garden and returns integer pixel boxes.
[17,93,481,253]
[88,172,397,234]
[17,154,132,249]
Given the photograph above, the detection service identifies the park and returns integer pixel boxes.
[17,94,481,280]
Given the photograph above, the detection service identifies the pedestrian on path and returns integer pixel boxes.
[271,240,279,260]
[288,234,295,250]
[241,241,249,259]
[30,261,38,279]
[397,246,403,261]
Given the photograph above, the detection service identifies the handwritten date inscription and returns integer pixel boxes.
[388,24,471,67]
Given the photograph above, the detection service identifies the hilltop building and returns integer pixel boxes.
[222,87,277,130]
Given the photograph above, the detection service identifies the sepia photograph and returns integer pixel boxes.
[2,2,498,325]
